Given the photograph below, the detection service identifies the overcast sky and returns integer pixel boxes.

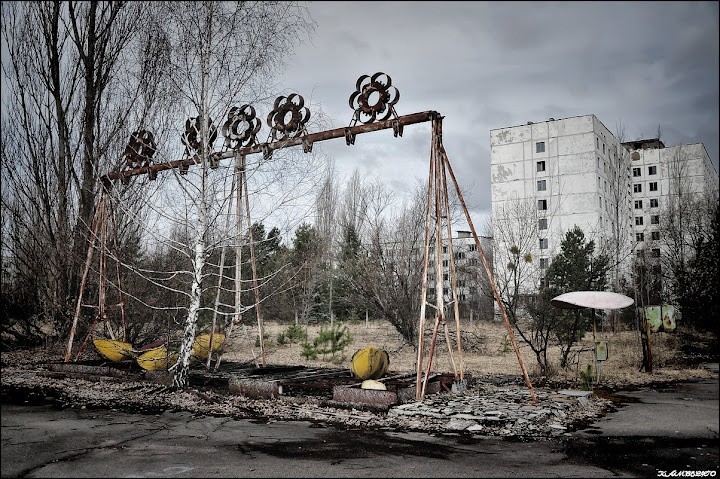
[276,1,719,231]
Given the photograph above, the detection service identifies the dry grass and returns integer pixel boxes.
[222,319,715,387]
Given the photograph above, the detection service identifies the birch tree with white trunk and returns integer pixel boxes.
[156,1,314,388]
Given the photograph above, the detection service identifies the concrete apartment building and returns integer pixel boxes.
[489,114,718,294]
[622,139,719,259]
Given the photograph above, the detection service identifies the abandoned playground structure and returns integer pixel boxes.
[62,72,539,406]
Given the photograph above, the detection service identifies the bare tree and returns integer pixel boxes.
[1,1,167,345]
[333,169,388,323]
[490,198,540,317]
[336,179,426,344]
[659,146,718,315]
[314,161,340,324]
[143,1,314,388]
[338,169,372,237]
[489,198,554,371]
[598,122,637,331]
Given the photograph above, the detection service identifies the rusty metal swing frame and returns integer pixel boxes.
[65,191,129,362]
[69,72,536,402]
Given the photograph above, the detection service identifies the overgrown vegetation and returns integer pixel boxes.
[497,334,511,354]
[300,323,352,364]
[519,226,609,375]
[579,364,594,390]
[276,324,308,346]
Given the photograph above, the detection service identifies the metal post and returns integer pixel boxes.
[441,138,538,403]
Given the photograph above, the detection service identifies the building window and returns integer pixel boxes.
[537,179,546,191]
[538,218,548,230]
[442,246,447,253]
[649,182,658,191]
[443,273,449,281]
[651,231,660,241]
[539,238,548,249]
[651,215,659,225]
[442,259,449,267]
[651,248,661,258]
[636,232,644,242]
[538,199,547,210]
[649,198,658,208]
[540,258,549,269]
[454,251,465,260]
[632,167,641,177]
[634,200,643,209]
[536,141,545,153]
[648,165,657,175]
[633,184,642,193]
[537,161,546,172]
[468,244,476,251]
[635,216,644,226]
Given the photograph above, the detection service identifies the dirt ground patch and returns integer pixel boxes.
[1,319,715,395]
[218,319,715,389]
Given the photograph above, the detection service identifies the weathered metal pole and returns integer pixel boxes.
[207,174,236,369]
[415,142,435,400]
[438,119,464,383]
[440,138,538,404]
[243,166,266,367]
[65,196,104,362]
[108,197,128,342]
[214,153,245,371]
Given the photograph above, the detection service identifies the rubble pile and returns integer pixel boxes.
[388,382,610,437]
[1,359,612,438]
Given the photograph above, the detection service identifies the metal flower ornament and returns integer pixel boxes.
[122,129,157,169]
[266,93,311,142]
[121,129,158,182]
[348,72,400,125]
[182,116,218,156]
[222,105,261,149]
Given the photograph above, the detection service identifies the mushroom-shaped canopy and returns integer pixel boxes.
[551,291,634,310]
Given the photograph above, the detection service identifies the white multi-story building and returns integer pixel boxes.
[489,114,718,293]
[623,139,719,259]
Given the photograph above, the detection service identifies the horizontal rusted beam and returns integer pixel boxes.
[103,110,440,183]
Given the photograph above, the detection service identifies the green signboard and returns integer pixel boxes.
[644,305,677,332]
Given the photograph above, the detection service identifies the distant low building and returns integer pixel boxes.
[427,231,494,322]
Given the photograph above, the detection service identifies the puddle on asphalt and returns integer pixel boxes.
[563,434,719,476]
[591,387,641,405]
[237,428,456,460]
